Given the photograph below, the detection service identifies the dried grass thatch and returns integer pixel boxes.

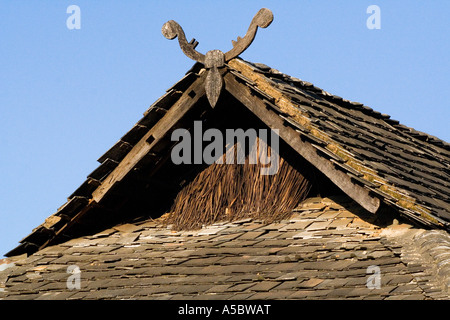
[162,137,312,229]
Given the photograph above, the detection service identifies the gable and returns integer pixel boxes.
[5,58,450,257]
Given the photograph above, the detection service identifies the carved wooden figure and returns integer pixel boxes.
[162,8,273,107]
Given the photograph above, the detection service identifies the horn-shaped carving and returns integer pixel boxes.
[162,8,273,107]
[225,8,273,61]
[162,20,205,63]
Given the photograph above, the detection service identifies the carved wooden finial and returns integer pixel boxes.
[162,8,273,107]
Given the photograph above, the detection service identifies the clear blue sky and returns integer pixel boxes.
[1,1,449,257]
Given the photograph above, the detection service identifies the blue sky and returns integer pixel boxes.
[0,1,449,257]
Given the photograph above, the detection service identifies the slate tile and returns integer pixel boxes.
[343,277,367,287]
[345,287,376,297]
[2,293,42,300]
[197,226,227,236]
[257,231,284,240]
[386,274,414,285]
[205,284,233,293]
[246,291,277,299]
[362,295,384,300]
[171,284,215,294]
[317,210,341,220]
[349,219,376,229]
[228,292,256,300]
[327,218,353,229]
[36,281,68,291]
[113,224,143,234]
[3,281,46,293]
[296,201,326,211]
[274,271,308,281]
[34,291,78,300]
[135,285,172,295]
[315,278,348,289]
[237,231,267,240]
[255,223,283,231]
[324,287,356,298]
[336,211,356,218]
[247,255,284,264]
[249,281,280,292]
[398,294,427,300]
[289,289,332,299]
[180,256,224,267]
[389,284,422,294]
[298,278,323,288]
[226,282,256,292]
[368,285,397,296]
[201,293,236,300]
[264,289,295,299]
[366,250,394,259]
[213,233,243,242]
[66,291,89,300]
[274,280,303,290]
[85,279,114,290]
[279,220,313,231]
[271,262,303,272]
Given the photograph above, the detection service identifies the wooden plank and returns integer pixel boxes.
[55,196,90,219]
[91,72,208,204]
[223,73,381,214]
[120,124,149,145]
[68,177,101,199]
[97,140,133,164]
[88,158,118,181]
[139,107,168,127]
[38,199,97,251]
[142,89,182,116]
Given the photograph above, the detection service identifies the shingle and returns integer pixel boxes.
[3,192,449,301]
[226,282,256,292]
[289,289,333,299]
[298,278,323,288]
[205,284,233,293]
[236,231,267,240]
[305,221,332,231]
[248,281,280,292]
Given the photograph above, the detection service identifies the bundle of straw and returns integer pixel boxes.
[164,137,311,229]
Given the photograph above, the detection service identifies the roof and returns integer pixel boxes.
[2,10,450,298]
[1,195,449,300]
[226,59,450,226]
[6,57,450,258]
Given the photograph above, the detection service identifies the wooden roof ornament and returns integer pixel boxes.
[162,8,273,107]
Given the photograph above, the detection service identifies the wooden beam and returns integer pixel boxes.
[91,72,208,203]
[223,73,381,214]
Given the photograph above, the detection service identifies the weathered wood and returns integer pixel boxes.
[97,140,133,164]
[223,73,381,214]
[162,8,273,64]
[39,199,97,251]
[162,20,205,63]
[91,73,208,203]
[120,124,150,145]
[88,158,119,181]
[162,8,273,108]
[224,8,273,61]
[142,89,182,117]
[69,177,102,199]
